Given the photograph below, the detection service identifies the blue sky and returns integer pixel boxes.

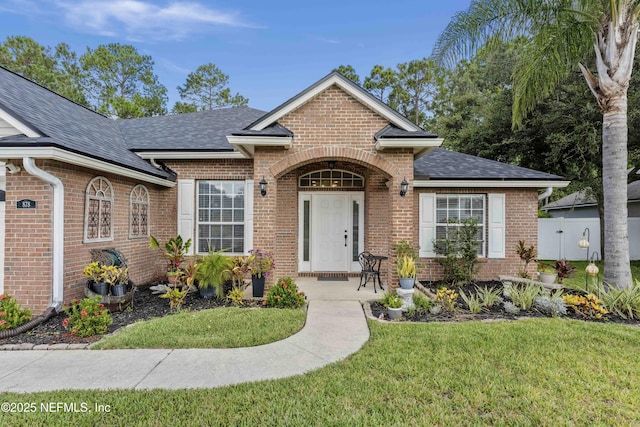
[0,0,472,111]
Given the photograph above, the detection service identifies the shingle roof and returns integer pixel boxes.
[119,106,268,151]
[375,124,438,139]
[0,66,172,180]
[231,123,293,137]
[543,181,640,210]
[414,148,563,181]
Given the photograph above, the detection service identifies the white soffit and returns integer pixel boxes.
[226,135,293,158]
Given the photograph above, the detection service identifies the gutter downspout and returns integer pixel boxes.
[538,186,553,202]
[22,158,64,312]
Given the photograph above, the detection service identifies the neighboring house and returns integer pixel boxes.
[541,181,640,218]
[0,67,568,312]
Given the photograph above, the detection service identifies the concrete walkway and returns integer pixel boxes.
[0,284,371,392]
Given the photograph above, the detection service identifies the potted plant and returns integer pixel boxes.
[195,250,231,299]
[397,255,416,289]
[83,261,109,296]
[247,249,274,297]
[538,263,557,285]
[101,265,129,296]
[150,235,192,286]
[383,292,403,320]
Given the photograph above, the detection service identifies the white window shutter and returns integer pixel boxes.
[488,193,506,258]
[419,193,436,257]
[177,179,195,256]
[245,180,254,254]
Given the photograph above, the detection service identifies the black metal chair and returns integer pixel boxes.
[358,251,383,293]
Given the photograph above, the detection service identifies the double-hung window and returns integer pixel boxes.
[435,194,486,256]
[197,181,245,254]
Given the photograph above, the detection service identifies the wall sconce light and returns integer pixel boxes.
[399,177,409,197]
[259,177,268,197]
[327,160,336,170]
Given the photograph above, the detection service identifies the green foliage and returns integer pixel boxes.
[0,294,31,331]
[459,290,483,313]
[174,63,248,113]
[196,250,232,299]
[594,280,640,320]
[364,64,397,103]
[150,235,192,273]
[265,277,306,309]
[563,294,607,319]
[247,249,274,278]
[435,287,458,312]
[160,286,189,310]
[434,219,480,285]
[514,239,536,278]
[396,255,417,279]
[508,283,542,311]
[412,292,433,311]
[80,43,167,118]
[226,288,245,306]
[476,285,501,308]
[332,64,361,85]
[393,239,419,260]
[379,292,402,309]
[62,296,112,337]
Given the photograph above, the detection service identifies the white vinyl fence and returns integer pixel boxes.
[538,218,640,260]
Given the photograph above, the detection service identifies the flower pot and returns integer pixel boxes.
[167,274,179,286]
[91,281,110,296]
[387,307,403,320]
[199,286,216,299]
[112,283,128,297]
[252,275,266,298]
[398,277,415,290]
[539,272,557,285]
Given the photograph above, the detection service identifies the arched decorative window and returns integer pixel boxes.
[299,170,364,188]
[130,184,150,238]
[84,176,114,242]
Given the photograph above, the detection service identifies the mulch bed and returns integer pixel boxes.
[0,284,259,346]
[370,280,640,325]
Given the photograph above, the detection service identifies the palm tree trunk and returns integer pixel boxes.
[602,101,632,288]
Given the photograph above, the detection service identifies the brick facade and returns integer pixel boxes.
[1,83,543,311]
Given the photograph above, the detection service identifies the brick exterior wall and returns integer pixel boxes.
[1,83,544,311]
[413,187,540,282]
[4,159,167,313]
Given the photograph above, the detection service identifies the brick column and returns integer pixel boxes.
[252,149,278,285]
[387,160,414,291]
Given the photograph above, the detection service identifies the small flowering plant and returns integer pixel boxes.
[247,249,275,278]
[62,296,112,337]
[264,277,305,309]
[538,263,556,274]
[0,294,31,331]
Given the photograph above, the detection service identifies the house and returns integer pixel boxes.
[541,181,640,218]
[0,67,569,313]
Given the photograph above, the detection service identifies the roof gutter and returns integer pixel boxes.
[22,158,63,312]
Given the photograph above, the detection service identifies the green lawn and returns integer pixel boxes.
[539,260,640,290]
[3,319,640,425]
[93,307,306,349]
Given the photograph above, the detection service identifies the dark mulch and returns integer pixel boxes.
[370,280,640,325]
[0,284,257,346]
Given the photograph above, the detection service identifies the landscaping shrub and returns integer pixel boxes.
[563,294,607,319]
[412,292,433,311]
[508,283,542,310]
[476,286,502,308]
[160,286,189,310]
[459,290,483,313]
[435,287,458,312]
[265,277,305,309]
[595,280,640,320]
[434,219,480,285]
[0,294,31,331]
[534,292,567,317]
[62,296,112,337]
[227,288,245,306]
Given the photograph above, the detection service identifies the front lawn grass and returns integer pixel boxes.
[93,307,306,349]
[3,318,640,425]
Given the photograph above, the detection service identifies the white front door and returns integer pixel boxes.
[299,192,364,273]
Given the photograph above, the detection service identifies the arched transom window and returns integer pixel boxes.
[130,184,150,238]
[84,176,114,242]
[299,170,364,188]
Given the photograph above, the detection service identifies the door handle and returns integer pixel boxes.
[344,230,348,247]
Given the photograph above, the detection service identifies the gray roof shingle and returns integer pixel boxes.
[415,148,563,181]
[375,124,438,139]
[0,66,173,180]
[543,181,640,209]
[119,106,268,151]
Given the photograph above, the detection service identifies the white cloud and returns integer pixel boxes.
[312,36,341,45]
[52,0,262,41]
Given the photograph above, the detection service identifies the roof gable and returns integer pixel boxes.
[246,72,422,132]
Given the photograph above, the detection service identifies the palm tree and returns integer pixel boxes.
[433,0,639,288]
